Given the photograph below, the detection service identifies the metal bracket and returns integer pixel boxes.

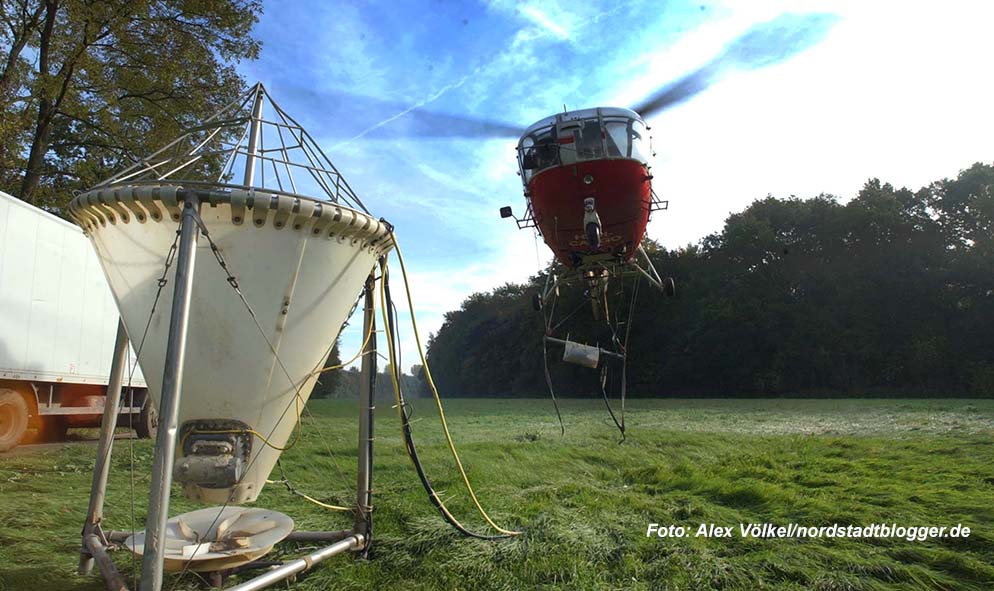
[649,189,669,213]
[500,201,538,230]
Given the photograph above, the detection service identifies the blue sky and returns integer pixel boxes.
[239,0,994,372]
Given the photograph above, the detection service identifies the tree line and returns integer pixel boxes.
[424,163,994,398]
[310,338,425,400]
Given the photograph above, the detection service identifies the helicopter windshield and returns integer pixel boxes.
[518,111,648,183]
[603,117,649,161]
[560,121,604,161]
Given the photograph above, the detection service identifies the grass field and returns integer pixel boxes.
[1,398,993,590]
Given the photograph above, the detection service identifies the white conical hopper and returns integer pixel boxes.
[70,185,391,503]
[68,84,392,504]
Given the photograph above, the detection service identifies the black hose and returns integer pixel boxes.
[383,268,511,541]
[542,336,566,437]
[598,364,626,442]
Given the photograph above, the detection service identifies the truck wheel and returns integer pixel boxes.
[0,389,29,452]
[135,400,158,439]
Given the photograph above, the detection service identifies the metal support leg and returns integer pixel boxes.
[84,534,130,591]
[634,245,665,291]
[224,534,365,591]
[354,272,376,556]
[242,83,264,187]
[79,319,131,575]
[140,192,200,591]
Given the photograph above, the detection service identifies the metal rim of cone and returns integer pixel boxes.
[69,182,393,251]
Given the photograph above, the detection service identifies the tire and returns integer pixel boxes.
[135,398,158,440]
[663,277,676,297]
[0,389,29,452]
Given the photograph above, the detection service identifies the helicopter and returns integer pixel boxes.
[486,13,837,436]
[500,105,675,320]
[497,105,673,438]
[306,11,838,437]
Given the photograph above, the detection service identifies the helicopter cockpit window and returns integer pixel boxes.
[629,119,649,163]
[519,127,559,182]
[604,117,649,162]
[519,114,648,181]
[604,119,629,157]
[573,120,604,160]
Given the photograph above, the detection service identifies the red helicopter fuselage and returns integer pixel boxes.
[516,107,654,269]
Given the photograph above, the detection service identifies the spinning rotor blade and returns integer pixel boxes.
[282,12,837,141]
[633,12,839,118]
[283,87,521,139]
[383,108,521,138]
[630,65,719,119]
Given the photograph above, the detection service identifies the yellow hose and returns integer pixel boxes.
[381,239,521,536]
[314,321,375,374]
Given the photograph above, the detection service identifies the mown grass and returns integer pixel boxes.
[1,398,992,590]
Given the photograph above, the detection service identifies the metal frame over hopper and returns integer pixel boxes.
[73,83,391,591]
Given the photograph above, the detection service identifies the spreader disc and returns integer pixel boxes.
[124,506,294,572]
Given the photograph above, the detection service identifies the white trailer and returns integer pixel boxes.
[0,190,153,451]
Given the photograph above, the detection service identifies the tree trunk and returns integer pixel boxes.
[0,2,46,100]
[0,2,47,179]
[18,0,59,204]
[20,100,53,203]
[0,38,29,103]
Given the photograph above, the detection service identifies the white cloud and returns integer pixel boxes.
[635,1,994,248]
[518,5,571,40]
